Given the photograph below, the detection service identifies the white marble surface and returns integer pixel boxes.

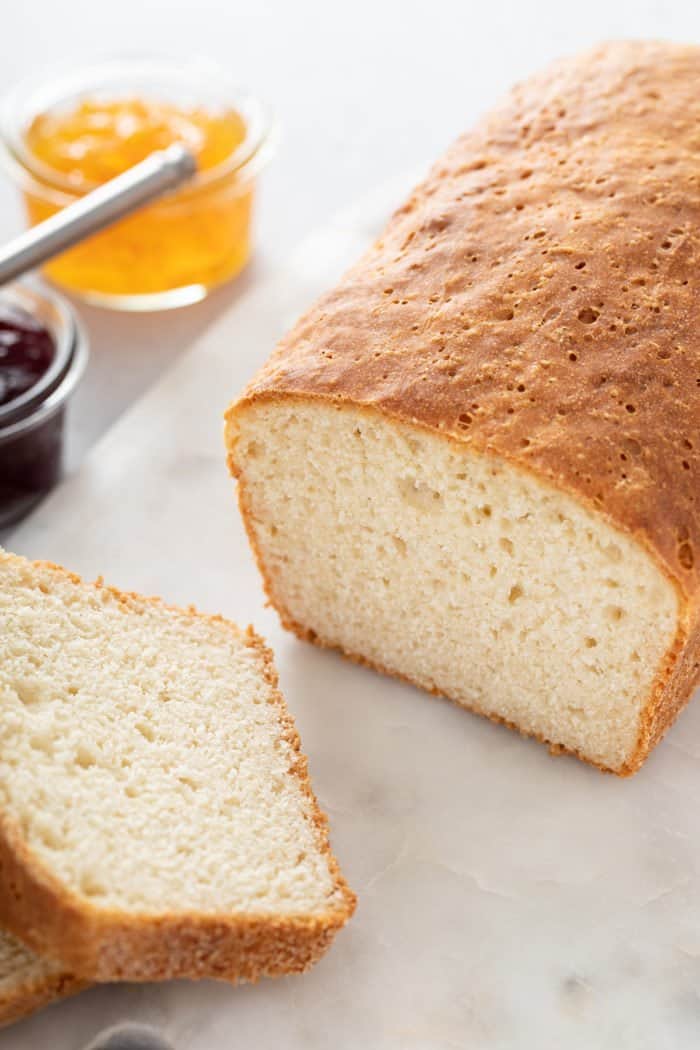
[3,175,700,1050]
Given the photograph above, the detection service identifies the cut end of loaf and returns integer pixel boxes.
[229,398,681,775]
[0,551,354,981]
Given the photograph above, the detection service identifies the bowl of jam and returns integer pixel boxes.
[0,59,275,310]
[0,282,88,528]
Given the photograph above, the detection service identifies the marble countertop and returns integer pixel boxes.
[3,179,700,1050]
[4,3,700,1046]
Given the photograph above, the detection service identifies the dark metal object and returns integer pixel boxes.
[82,1022,176,1050]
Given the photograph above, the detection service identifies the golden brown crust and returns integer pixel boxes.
[243,629,356,930]
[234,41,700,598]
[226,41,700,775]
[0,552,355,982]
[0,968,85,1029]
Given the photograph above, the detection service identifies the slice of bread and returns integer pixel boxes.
[0,550,354,982]
[0,929,83,1028]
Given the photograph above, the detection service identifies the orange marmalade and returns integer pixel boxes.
[19,94,259,307]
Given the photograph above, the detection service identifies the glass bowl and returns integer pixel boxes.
[0,281,88,528]
[0,58,276,311]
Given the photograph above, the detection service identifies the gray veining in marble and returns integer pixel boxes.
[3,179,700,1050]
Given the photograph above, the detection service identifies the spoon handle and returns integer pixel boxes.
[0,144,197,288]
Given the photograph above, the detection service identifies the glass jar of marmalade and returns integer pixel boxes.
[0,59,275,310]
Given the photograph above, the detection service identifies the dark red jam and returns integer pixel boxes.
[0,304,55,408]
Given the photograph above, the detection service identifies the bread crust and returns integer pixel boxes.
[226,40,700,775]
[0,962,85,1029]
[232,41,700,598]
[0,553,355,982]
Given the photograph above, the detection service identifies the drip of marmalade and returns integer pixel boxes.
[24,98,252,303]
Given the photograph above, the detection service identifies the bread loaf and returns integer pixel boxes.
[0,929,82,1028]
[0,550,354,981]
[227,41,700,775]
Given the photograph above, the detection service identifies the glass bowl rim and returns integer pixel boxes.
[0,281,76,428]
[0,281,88,440]
[0,55,276,207]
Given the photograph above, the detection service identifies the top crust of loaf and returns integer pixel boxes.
[0,552,355,982]
[230,41,700,605]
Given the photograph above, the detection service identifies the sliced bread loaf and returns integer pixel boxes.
[0,929,82,1028]
[0,550,354,981]
[226,41,700,776]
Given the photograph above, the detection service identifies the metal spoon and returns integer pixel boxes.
[0,144,197,288]
[82,1022,176,1050]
